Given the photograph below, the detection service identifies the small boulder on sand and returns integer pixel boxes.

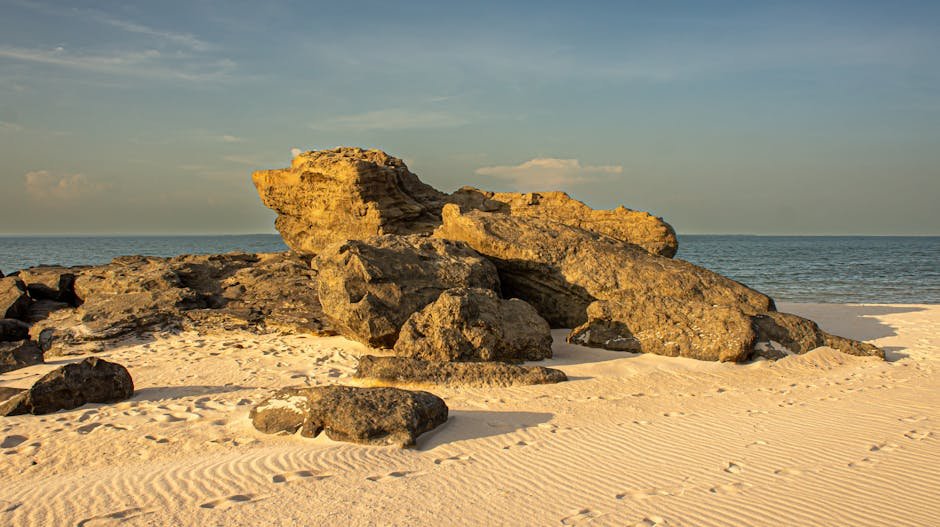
[0,357,133,416]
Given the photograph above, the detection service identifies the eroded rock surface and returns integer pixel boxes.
[435,204,881,362]
[356,355,567,388]
[250,385,448,447]
[253,147,447,254]
[449,187,678,257]
[0,357,133,416]
[0,339,43,374]
[314,235,499,348]
[394,287,552,362]
[1,277,31,320]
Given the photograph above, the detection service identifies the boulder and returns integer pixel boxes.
[314,235,499,347]
[18,266,81,305]
[1,277,31,320]
[0,357,133,416]
[435,205,881,361]
[253,147,447,254]
[0,339,43,374]
[250,385,448,447]
[449,187,678,257]
[356,355,567,388]
[394,287,552,362]
[0,319,30,342]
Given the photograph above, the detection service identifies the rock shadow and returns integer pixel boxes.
[132,384,252,402]
[778,303,925,342]
[416,410,553,450]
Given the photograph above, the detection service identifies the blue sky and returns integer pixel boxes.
[1,0,938,234]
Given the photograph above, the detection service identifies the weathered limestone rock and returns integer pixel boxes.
[314,235,499,348]
[250,385,448,447]
[449,187,678,257]
[1,277,31,320]
[356,355,567,388]
[435,205,881,361]
[0,357,133,416]
[394,287,552,362]
[18,266,81,305]
[0,339,43,374]
[253,147,447,254]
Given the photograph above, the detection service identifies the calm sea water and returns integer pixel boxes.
[0,235,937,304]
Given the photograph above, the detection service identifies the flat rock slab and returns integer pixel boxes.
[0,357,134,416]
[356,355,568,388]
[250,385,448,447]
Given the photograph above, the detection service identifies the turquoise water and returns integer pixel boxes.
[1,235,937,304]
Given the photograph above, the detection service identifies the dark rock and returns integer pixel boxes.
[314,235,499,347]
[356,355,568,388]
[0,339,43,374]
[249,385,448,447]
[0,319,30,342]
[394,287,552,362]
[0,357,132,416]
[253,147,448,255]
[753,311,884,358]
[18,266,81,305]
[1,277,32,320]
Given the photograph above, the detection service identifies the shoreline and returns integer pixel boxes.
[1,302,937,526]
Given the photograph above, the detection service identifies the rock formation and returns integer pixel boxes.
[313,235,499,348]
[0,357,133,416]
[252,147,447,254]
[1,277,31,320]
[435,204,881,362]
[0,339,43,374]
[448,187,678,257]
[394,287,552,362]
[250,385,448,447]
[356,355,567,388]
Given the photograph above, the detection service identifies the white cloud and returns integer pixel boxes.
[23,171,109,200]
[221,134,245,143]
[475,158,623,190]
[310,108,468,131]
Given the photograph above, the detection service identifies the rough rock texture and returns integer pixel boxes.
[1,277,31,320]
[435,205,881,362]
[253,147,447,254]
[0,357,133,416]
[314,235,499,348]
[26,252,331,355]
[18,266,82,305]
[394,287,552,362]
[0,339,43,374]
[249,385,448,447]
[449,187,678,257]
[356,355,567,388]
[0,319,30,342]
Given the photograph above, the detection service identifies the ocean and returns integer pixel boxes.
[1,235,937,304]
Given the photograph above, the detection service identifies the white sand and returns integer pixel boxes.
[1,303,938,526]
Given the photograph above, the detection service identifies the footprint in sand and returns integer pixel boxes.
[144,435,170,444]
[633,516,667,527]
[366,471,415,482]
[76,423,103,435]
[272,470,332,483]
[616,488,671,500]
[773,468,804,477]
[661,412,686,418]
[434,454,473,466]
[0,435,27,449]
[76,507,155,526]
[869,442,899,453]
[904,429,933,441]
[709,482,747,495]
[199,494,265,510]
[560,508,602,525]
[0,500,21,513]
[502,440,532,450]
[154,412,202,423]
[746,440,768,448]
[848,457,878,469]
[724,462,743,474]
[899,416,927,423]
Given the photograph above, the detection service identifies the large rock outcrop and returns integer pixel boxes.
[394,287,552,362]
[249,385,448,447]
[449,187,678,257]
[252,147,447,254]
[356,355,567,388]
[313,235,499,348]
[435,204,881,362]
[0,357,133,416]
[1,277,31,320]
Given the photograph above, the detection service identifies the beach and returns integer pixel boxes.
[1,302,936,526]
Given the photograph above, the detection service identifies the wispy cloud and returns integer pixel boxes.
[310,108,469,131]
[0,121,24,133]
[475,158,622,190]
[221,134,245,143]
[23,170,109,200]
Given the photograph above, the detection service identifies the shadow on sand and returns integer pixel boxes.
[416,410,553,450]
[132,384,252,402]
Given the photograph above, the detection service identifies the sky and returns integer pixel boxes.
[1,0,938,235]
